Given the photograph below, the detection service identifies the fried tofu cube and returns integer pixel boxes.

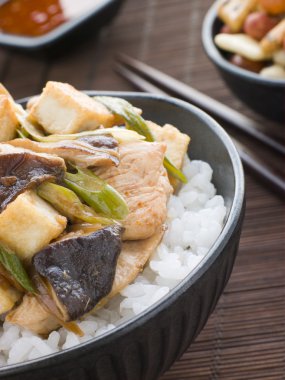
[0,95,19,142]
[29,81,118,134]
[0,277,21,314]
[146,121,190,169]
[0,191,67,261]
[147,121,190,189]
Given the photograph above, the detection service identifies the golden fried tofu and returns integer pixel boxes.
[0,95,19,142]
[0,276,22,315]
[29,81,119,135]
[146,121,190,189]
[218,0,257,32]
[26,95,40,111]
[146,121,190,169]
[0,190,67,261]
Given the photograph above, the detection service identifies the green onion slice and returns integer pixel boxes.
[0,244,36,293]
[64,167,129,220]
[37,182,114,226]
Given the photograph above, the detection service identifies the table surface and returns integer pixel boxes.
[0,1,284,379]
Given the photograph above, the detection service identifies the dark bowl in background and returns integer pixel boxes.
[0,92,245,380]
[202,2,285,123]
[0,0,123,53]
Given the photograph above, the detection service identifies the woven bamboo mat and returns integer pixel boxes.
[0,0,284,379]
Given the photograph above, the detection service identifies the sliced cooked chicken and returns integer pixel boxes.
[6,295,59,335]
[96,226,164,309]
[95,141,173,240]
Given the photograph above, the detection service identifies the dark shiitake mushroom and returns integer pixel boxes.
[33,225,123,321]
[8,135,119,169]
[0,146,66,212]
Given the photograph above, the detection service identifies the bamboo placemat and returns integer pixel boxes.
[0,0,284,379]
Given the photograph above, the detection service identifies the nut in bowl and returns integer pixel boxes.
[202,0,285,122]
[0,83,244,380]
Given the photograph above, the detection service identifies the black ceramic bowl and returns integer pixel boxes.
[1,92,245,380]
[0,0,123,52]
[202,2,285,123]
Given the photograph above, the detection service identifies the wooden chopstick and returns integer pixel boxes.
[115,60,285,198]
[233,139,285,198]
[116,54,285,157]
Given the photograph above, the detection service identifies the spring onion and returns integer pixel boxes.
[64,167,129,220]
[37,182,114,225]
[0,244,36,293]
[20,118,144,144]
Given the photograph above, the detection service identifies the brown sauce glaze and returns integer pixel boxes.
[0,0,97,37]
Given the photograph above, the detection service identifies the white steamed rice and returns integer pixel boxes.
[0,158,226,366]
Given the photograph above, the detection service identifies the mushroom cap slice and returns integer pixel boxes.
[33,225,123,321]
[8,135,120,169]
[0,145,66,212]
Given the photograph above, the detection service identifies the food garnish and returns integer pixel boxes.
[0,243,36,293]
[65,166,129,220]
[19,119,144,144]
[37,182,114,225]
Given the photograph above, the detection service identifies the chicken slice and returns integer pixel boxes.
[96,227,164,309]
[6,295,59,335]
[95,141,173,240]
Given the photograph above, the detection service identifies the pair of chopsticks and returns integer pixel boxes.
[115,54,285,199]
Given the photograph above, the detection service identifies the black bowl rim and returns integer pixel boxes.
[0,0,119,49]
[0,91,245,377]
[202,1,285,87]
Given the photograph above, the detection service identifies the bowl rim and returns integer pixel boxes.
[0,0,119,49]
[202,0,285,87]
[0,91,245,377]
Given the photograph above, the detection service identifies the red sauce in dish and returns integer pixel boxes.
[0,0,97,37]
